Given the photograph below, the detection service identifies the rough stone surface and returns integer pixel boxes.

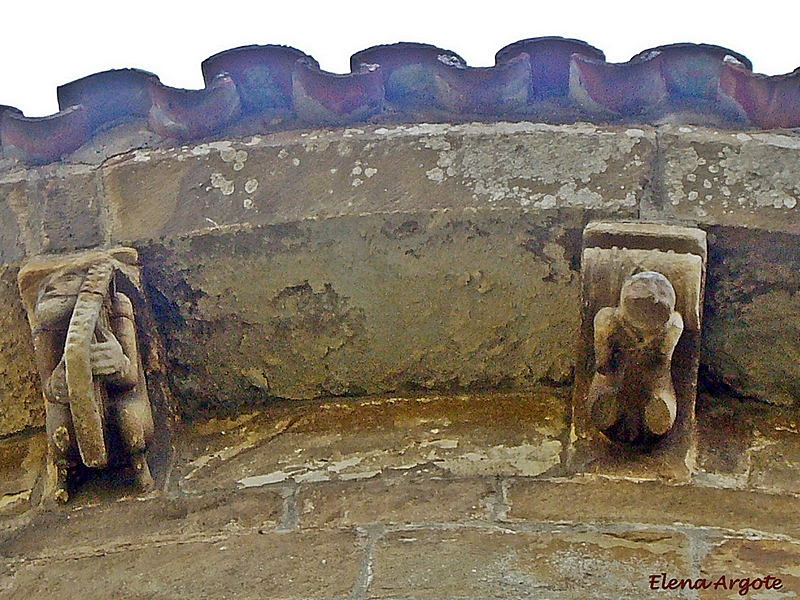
[699,539,800,599]
[177,390,569,494]
[506,479,800,538]
[695,393,762,487]
[695,392,800,494]
[101,123,651,245]
[1,124,799,417]
[1,122,800,598]
[142,217,581,412]
[6,168,105,253]
[2,529,363,600]
[0,431,45,515]
[0,181,25,264]
[0,266,42,437]
[657,125,800,232]
[370,528,692,600]
[702,226,800,405]
[2,390,800,598]
[0,176,41,264]
[2,489,284,558]
[299,474,496,528]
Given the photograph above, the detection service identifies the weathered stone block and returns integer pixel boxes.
[142,215,581,414]
[0,431,46,515]
[178,391,569,493]
[0,266,42,436]
[699,539,800,599]
[658,126,800,232]
[506,479,800,538]
[694,393,755,486]
[2,488,283,557]
[18,168,105,252]
[702,227,800,405]
[696,391,800,493]
[2,529,363,599]
[102,123,653,246]
[0,180,26,264]
[299,473,495,528]
[370,528,691,599]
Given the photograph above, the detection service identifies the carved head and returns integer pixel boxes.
[33,267,87,329]
[618,271,676,331]
[18,248,140,333]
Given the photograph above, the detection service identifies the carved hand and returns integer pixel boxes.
[90,336,130,376]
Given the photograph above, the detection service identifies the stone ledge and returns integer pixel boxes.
[506,478,800,539]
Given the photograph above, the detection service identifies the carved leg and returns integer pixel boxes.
[588,373,620,431]
[114,393,155,492]
[644,385,678,436]
[44,402,77,504]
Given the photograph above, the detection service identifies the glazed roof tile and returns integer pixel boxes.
[2,38,799,165]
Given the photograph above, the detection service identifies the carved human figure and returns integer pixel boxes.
[587,271,684,444]
[18,250,154,504]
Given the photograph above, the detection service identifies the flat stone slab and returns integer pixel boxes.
[176,389,571,494]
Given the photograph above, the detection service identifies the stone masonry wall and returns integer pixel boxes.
[1,122,799,431]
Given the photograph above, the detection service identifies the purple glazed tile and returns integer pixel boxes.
[1,105,92,165]
[56,69,157,131]
[496,37,604,102]
[634,44,751,115]
[721,62,800,129]
[147,73,241,141]
[351,42,466,111]
[292,58,384,125]
[446,53,531,115]
[202,45,317,114]
[0,105,23,151]
[570,52,668,118]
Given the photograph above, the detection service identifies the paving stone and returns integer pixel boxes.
[699,538,800,599]
[506,479,800,538]
[369,527,692,599]
[1,529,363,600]
[299,471,495,528]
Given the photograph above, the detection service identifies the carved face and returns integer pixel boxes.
[619,271,676,331]
[34,268,86,329]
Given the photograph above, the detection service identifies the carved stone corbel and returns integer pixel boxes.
[570,222,707,480]
[18,248,156,504]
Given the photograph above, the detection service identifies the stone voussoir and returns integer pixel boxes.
[100,122,653,245]
[659,125,800,232]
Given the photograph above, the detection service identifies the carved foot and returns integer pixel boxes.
[591,395,620,431]
[132,454,155,492]
[42,461,70,506]
[588,376,619,431]
[644,392,677,436]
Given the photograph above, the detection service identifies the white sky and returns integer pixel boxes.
[2,0,798,117]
